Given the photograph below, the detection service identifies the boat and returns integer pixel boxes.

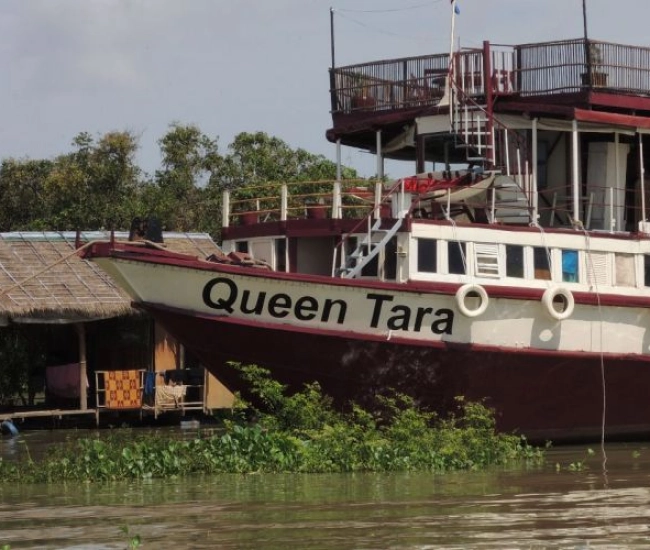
[82,9,650,442]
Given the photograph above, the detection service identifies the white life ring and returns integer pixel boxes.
[542,286,575,321]
[455,283,489,318]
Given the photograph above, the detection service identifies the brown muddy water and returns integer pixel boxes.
[1,428,650,549]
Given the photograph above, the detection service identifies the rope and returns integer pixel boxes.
[579,224,608,486]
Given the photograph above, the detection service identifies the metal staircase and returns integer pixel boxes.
[452,99,493,165]
[337,216,403,279]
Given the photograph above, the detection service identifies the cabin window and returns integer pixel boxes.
[586,252,610,286]
[505,245,524,278]
[645,255,650,287]
[448,241,466,275]
[474,243,500,278]
[275,238,287,272]
[561,250,579,282]
[417,238,437,273]
[236,241,249,253]
[533,247,551,280]
[615,253,635,287]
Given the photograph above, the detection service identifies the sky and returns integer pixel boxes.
[1,0,649,179]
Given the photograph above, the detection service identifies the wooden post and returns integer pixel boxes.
[76,323,87,410]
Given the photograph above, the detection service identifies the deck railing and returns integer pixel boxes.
[330,39,650,115]
[222,180,385,227]
[330,53,451,113]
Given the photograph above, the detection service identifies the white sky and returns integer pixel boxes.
[0,0,648,179]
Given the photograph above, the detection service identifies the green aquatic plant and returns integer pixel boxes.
[120,525,142,549]
[556,447,595,472]
[0,364,542,482]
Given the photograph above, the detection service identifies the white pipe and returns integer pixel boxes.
[333,181,342,219]
[516,148,522,193]
[222,190,230,228]
[376,130,383,179]
[374,181,383,217]
[609,186,614,232]
[490,187,496,223]
[640,133,646,222]
[572,120,580,224]
[550,192,557,227]
[504,128,511,176]
[614,132,619,231]
[336,138,342,181]
[532,118,539,224]
[586,192,594,229]
[280,184,288,221]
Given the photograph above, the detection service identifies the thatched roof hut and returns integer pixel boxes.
[0,231,222,324]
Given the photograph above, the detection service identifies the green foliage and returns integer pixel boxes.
[120,525,142,549]
[555,447,595,472]
[0,126,358,238]
[0,326,45,406]
[0,364,542,483]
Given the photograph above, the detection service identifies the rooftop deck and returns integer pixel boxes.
[328,38,650,150]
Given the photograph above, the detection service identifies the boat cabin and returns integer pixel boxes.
[219,37,650,315]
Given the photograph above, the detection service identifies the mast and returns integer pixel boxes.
[447,0,458,128]
[582,0,592,83]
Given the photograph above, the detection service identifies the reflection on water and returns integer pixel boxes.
[2,430,650,549]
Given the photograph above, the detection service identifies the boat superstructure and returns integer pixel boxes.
[83,32,650,441]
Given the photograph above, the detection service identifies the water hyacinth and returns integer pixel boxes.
[0,363,542,483]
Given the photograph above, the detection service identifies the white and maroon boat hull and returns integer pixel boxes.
[86,241,650,441]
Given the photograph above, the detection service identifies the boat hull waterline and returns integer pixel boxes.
[88,243,650,442]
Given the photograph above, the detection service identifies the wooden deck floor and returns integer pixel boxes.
[0,408,96,422]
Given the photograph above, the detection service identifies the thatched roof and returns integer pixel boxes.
[0,231,222,323]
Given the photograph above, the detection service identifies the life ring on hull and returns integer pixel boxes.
[542,286,575,321]
[455,284,489,318]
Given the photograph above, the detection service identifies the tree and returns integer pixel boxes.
[43,131,143,230]
[0,326,45,406]
[214,131,356,187]
[153,123,224,231]
[0,158,54,231]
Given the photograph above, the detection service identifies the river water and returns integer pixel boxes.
[1,429,650,549]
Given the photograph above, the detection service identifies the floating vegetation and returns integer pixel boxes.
[0,363,542,482]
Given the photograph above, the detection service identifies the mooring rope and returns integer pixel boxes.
[578,223,608,486]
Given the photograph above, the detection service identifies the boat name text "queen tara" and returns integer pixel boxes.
[202,277,454,335]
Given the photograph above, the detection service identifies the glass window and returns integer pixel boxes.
[236,241,249,253]
[534,247,551,280]
[562,250,579,282]
[615,253,635,287]
[448,241,466,275]
[505,245,524,278]
[645,255,650,287]
[417,238,437,273]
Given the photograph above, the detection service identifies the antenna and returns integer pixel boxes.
[582,0,591,81]
[330,7,336,69]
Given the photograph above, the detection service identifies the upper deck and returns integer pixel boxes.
[328,38,650,156]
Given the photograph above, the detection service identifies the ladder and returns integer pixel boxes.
[337,216,403,279]
[451,87,494,166]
